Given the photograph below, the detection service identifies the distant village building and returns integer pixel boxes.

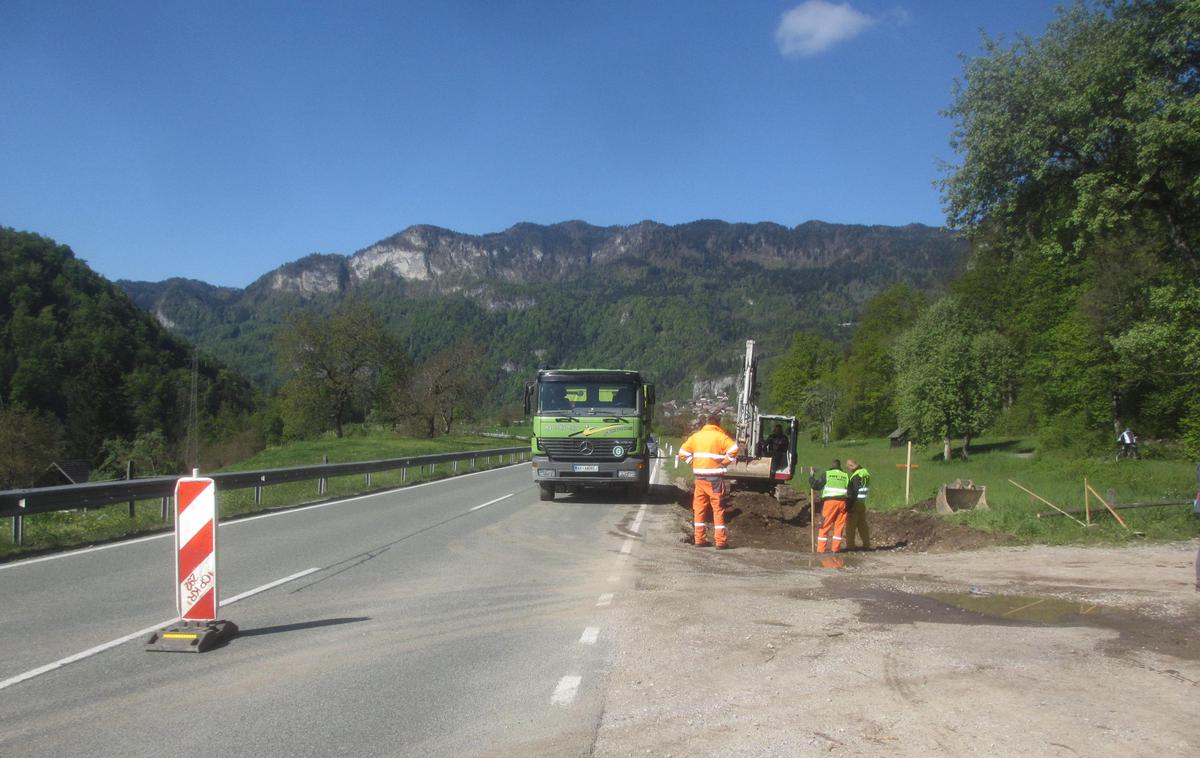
[35,460,91,488]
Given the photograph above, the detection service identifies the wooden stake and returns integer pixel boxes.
[905,441,913,505]
[808,466,816,553]
[1086,482,1130,529]
[1008,479,1088,527]
[1084,477,1091,525]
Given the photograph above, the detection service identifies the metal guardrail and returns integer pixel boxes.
[1,446,529,543]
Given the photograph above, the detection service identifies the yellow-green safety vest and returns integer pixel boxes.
[822,469,849,500]
[851,468,870,501]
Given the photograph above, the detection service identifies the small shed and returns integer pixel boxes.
[888,427,910,448]
[35,460,92,488]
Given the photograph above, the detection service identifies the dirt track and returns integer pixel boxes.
[592,484,1200,756]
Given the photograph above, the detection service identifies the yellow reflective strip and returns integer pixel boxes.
[161,633,199,640]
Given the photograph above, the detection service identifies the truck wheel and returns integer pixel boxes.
[539,484,555,501]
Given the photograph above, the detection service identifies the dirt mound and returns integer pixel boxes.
[672,485,1013,553]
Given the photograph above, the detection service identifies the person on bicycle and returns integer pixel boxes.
[1117,428,1138,459]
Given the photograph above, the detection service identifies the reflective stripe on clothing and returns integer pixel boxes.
[679,424,739,476]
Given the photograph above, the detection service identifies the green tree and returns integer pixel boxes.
[892,297,1016,460]
[276,300,403,438]
[0,406,64,489]
[941,0,1199,266]
[391,338,491,437]
[837,284,927,435]
[768,332,840,416]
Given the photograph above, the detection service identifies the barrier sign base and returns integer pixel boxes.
[145,619,238,653]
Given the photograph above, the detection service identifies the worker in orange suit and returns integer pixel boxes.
[809,460,849,553]
[677,414,739,549]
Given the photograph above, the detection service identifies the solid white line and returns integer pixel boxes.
[579,627,600,645]
[0,463,526,572]
[619,539,634,555]
[608,575,619,582]
[0,567,321,692]
[552,675,582,705]
[220,567,320,606]
[596,593,614,607]
[468,493,513,512]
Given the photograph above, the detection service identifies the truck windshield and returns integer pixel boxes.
[538,382,639,414]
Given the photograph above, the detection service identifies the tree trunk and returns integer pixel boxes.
[962,433,972,460]
[943,435,952,461]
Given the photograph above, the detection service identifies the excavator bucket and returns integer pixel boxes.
[935,479,989,513]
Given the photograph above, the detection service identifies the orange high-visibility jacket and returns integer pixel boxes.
[677,424,739,476]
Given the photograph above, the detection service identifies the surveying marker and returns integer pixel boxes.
[145,476,238,653]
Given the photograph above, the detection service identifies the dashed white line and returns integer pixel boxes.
[0,567,321,692]
[619,539,634,555]
[630,504,646,534]
[596,593,614,607]
[552,675,582,705]
[579,626,600,645]
[468,493,513,512]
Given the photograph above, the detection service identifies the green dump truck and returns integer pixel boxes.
[524,369,656,501]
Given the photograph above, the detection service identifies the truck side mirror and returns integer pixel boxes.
[645,384,656,406]
[524,382,534,415]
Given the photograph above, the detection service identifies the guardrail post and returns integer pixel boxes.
[126,461,136,518]
[319,454,328,496]
[160,496,170,522]
[453,460,458,473]
[254,486,263,505]
[401,466,407,483]
[12,498,25,545]
[366,471,372,488]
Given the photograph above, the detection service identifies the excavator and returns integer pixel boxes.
[724,339,800,494]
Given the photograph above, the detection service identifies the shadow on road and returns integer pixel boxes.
[236,616,371,639]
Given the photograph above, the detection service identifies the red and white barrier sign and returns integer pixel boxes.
[175,478,219,621]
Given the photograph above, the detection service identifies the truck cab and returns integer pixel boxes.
[524,369,655,501]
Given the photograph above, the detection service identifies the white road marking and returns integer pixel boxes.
[552,675,582,705]
[608,575,619,582]
[579,627,600,645]
[596,593,614,607]
[468,493,513,512]
[619,539,634,555]
[0,567,320,692]
[630,504,646,534]
[219,567,320,605]
[0,464,524,572]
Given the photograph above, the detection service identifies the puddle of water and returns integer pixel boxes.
[925,592,1109,624]
[798,554,863,570]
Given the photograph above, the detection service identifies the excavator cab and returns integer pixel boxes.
[724,339,799,491]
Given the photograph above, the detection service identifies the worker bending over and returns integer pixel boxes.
[846,458,871,550]
[677,415,739,549]
[810,460,849,553]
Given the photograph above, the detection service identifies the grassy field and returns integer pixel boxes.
[0,431,529,561]
[659,432,1199,545]
[793,435,1198,544]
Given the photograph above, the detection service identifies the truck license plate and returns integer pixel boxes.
[572,464,599,472]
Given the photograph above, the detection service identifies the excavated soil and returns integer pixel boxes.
[673,485,1014,553]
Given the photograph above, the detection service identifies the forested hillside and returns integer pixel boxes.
[0,228,258,477]
[120,220,968,399]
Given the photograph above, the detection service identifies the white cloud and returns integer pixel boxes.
[775,1,878,57]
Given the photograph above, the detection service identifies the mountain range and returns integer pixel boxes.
[119,219,969,401]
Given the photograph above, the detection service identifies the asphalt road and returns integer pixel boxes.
[0,463,659,757]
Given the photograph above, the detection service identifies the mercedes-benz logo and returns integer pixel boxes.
[578,441,594,455]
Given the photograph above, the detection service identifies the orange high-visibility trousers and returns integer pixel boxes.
[816,499,847,553]
[692,478,728,547]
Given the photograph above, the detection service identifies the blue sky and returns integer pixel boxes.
[0,1,1062,287]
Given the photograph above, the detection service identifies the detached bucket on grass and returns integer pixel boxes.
[936,479,989,514]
